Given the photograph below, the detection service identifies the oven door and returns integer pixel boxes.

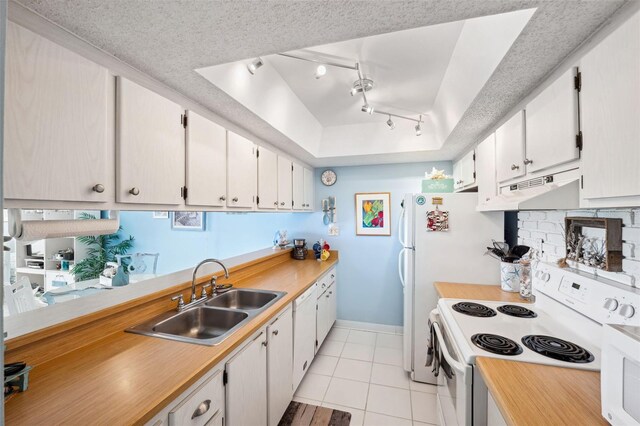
[431,310,473,426]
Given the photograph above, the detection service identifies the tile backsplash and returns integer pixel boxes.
[518,209,640,287]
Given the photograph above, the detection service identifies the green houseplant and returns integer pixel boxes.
[71,213,134,281]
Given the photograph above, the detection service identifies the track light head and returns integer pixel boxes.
[315,65,327,79]
[247,58,264,75]
[415,122,422,136]
[386,116,395,130]
[361,104,374,115]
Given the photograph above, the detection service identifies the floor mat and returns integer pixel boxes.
[278,401,352,426]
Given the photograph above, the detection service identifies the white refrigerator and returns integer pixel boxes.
[398,193,504,383]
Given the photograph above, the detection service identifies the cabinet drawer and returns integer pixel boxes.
[169,369,223,426]
[318,269,336,296]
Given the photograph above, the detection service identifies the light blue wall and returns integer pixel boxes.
[314,161,452,326]
[120,160,451,326]
[119,212,321,275]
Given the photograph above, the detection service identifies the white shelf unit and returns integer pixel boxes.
[14,209,98,292]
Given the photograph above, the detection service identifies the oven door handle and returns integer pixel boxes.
[432,321,468,375]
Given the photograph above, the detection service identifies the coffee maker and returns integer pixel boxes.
[291,239,307,260]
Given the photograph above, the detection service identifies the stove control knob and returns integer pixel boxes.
[603,298,619,312]
[619,304,635,319]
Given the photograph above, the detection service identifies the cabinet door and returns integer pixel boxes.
[117,77,185,204]
[452,159,463,190]
[277,157,293,210]
[461,150,476,188]
[257,146,278,210]
[495,110,526,183]
[477,134,497,205]
[5,22,112,202]
[327,281,337,331]
[303,168,314,210]
[186,111,227,207]
[227,132,257,208]
[226,330,267,426]
[526,67,580,173]
[292,163,304,210]
[581,10,640,200]
[267,307,293,426]
[316,291,329,350]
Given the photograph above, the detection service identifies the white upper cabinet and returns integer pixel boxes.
[476,133,497,206]
[227,132,257,209]
[257,146,278,210]
[525,67,580,173]
[277,157,293,210]
[303,168,314,210]
[580,10,640,202]
[116,77,185,205]
[185,111,227,207]
[495,110,526,183]
[292,163,304,211]
[5,22,112,203]
[453,150,476,191]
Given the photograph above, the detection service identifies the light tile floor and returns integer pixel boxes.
[293,326,438,426]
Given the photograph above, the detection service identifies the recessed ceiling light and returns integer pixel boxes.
[247,57,263,75]
[315,65,327,79]
[361,104,374,115]
[386,116,395,130]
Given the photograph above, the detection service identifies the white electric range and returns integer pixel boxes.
[430,262,640,426]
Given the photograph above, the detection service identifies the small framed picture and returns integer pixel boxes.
[152,211,169,219]
[171,211,206,231]
[355,192,391,236]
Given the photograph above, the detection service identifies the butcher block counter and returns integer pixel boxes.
[434,281,530,303]
[434,281,605,426]
[5,249,338,425]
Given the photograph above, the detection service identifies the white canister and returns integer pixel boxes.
[500,262,523,292]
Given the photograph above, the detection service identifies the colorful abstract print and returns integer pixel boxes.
[362,199,384,228]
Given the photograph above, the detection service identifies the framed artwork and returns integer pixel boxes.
[152,211,169,219]
[171,211,206,231]
[355,192,391,236]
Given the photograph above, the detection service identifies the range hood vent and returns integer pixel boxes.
[478,171,580,212]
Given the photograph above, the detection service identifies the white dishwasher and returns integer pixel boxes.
[292,283,317,391]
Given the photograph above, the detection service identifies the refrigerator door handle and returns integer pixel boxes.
[398,206,406,247]
[398,248,406,288]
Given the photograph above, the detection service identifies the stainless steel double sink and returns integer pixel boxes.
[126,288,286,346]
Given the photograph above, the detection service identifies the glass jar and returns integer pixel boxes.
[519,259,533,300]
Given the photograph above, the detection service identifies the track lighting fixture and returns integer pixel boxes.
[386,116,395,130]
[415,118,422,136]
[275,52,425,130]
[315,65,327,79]
[247,58,263,75]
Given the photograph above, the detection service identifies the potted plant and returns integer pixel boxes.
[71,213,134,282]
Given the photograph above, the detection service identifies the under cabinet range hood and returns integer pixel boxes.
[478,171,580,211]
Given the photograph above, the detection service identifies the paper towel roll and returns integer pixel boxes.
[17,218,119,241]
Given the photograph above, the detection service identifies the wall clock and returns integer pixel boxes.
[321,169,337,186]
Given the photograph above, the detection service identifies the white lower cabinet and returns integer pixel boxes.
[267,306,294,426]
[168,368,224,426]
[316,288,330,351]
[225,328,268,426]
[487,392,507,426]
[316,269,337,352]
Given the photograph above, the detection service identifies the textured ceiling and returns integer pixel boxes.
[14,0,628,166]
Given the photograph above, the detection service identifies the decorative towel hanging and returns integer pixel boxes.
[426,197,449,232]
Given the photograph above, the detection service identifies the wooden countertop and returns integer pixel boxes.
[434,282,530,303]
[5,254,338,425]
[477,358,606,426]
